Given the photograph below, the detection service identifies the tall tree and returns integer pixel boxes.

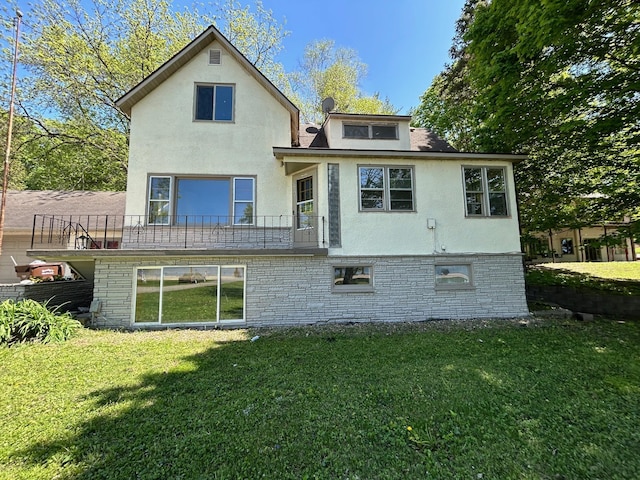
[0,0,289,190]
[411,0,481,152]
[414,0,640,235]
[290,40,397,123]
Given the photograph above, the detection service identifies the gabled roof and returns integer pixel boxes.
[2,190,126,231]
[115,25,300,146]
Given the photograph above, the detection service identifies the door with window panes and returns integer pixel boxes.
[293,171,317,246]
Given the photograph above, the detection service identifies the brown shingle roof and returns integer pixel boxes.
[409,128,458,152]
[2,190,126,231]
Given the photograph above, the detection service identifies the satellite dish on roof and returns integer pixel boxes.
[321,97,335,115]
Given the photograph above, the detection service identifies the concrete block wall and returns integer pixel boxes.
[92,253,528,329]
[0,280,93,311]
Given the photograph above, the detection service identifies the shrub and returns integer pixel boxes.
[0,299,82,346]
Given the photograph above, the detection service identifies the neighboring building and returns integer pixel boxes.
[28,25,529,328]
[523,223,638,263]
[1,190,125,283]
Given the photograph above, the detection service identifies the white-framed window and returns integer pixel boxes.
[134,265,246,324]
[343,123,398,140]
[435,264,473,289]
[147,176,255,225]
[194,83,234,121]
[463,166,508,217]
[148,176,172,225]
[359,166,414,211]
[332,266,374,293]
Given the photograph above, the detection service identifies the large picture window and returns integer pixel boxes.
[463,167,508,217]
[359,166,414,211]
[195,84,234,121]
[134,265,246,324]
[148,176,254,225]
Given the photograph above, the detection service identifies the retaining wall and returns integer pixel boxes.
[526,285,640,319]
[0,280,94,311]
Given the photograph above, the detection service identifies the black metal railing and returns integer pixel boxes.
[30,214,326,250]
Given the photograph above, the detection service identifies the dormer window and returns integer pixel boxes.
[343,123,398,140]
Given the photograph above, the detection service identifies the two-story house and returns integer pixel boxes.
[29,25,529,328]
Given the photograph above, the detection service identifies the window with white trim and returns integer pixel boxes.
[134,265,245,324]
[147,176,254,225]
[344,123,398,139]
[195,84,234,121]
[463,167,508,217]
[359,166,414,211]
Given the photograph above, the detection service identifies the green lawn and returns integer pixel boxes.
[527,262,640,295]
[538,262,640,281]
[1,319,639,479]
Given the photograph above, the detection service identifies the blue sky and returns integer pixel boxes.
[253,0,466,114]
[7,0,465,114]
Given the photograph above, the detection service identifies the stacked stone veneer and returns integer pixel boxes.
[92,253,528,329]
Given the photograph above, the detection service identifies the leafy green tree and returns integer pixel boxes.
[0,0,289,191]
[290,39,397,123]
[414,0,640,236]
[411,73,477,152]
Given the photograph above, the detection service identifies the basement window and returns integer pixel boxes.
[332,266,374,292]
[435,264,473,290]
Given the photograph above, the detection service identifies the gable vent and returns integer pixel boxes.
[209,49,221,65]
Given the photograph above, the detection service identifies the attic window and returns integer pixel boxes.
[343,123,398,140]
[209,49,221,65]
[195,84,234,122]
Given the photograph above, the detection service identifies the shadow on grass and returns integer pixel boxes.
[13,332,430,478]
[526,265,640,296]
[10,321,640,479]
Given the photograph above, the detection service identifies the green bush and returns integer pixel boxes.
[0,299,82,346]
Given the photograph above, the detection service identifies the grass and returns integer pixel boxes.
[526,262,640,295]
[1,319,640,479]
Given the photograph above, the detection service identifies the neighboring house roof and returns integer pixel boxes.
[2,190,126,231]
[116,25,300,146]
[297,123,458,152]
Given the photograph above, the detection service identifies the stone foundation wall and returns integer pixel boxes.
[92,253,528,329]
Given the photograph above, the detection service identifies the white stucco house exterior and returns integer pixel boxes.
[29,25,529,328]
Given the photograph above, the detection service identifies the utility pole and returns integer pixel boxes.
[0,10,23,255]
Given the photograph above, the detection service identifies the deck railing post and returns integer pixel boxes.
[184,216,188,249]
